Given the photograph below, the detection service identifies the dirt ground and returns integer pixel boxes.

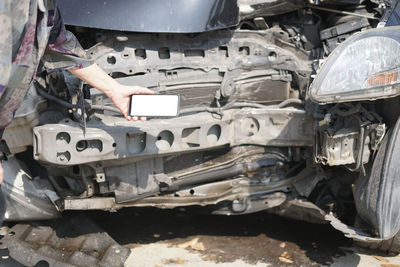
[91,208,349,266]
[1,207,400,267]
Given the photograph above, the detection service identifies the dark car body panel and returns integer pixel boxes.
[58,0,239,33]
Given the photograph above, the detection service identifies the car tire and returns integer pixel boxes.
[353,116,400,254]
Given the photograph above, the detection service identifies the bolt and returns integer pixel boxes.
[276,161,284,168]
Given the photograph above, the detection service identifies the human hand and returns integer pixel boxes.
[0,161,3,184]
[109,84,154,121]
[68,64,154,121]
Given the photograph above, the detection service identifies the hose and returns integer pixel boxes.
[34,81,86,109]
[278,99,304,108]
[35,81,122,114]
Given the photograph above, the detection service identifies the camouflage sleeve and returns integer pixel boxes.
[42,8,93,71]
[0,0,12,95]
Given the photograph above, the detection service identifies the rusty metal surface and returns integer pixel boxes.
[0,214,130,267]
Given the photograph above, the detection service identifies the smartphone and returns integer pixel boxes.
[129,94,180,117]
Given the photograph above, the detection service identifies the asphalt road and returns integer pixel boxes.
[1,208,400,266]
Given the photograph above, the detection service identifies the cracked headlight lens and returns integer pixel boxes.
[310,26,400,103]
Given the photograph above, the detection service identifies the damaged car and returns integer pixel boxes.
[1,0,400,264]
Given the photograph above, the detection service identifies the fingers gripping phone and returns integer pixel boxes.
[129,94,180,117]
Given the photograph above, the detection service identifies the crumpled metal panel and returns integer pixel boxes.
[2,86,45,154]
[58,0,239,33]
[1,156,60,222]
[0,215,130,267]
[325,214,382,242]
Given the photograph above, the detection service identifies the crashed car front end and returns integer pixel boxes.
[1,0,400,256]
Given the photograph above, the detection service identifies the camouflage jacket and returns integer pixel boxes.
[0,0,92,129]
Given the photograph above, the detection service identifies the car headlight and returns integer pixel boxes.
[310,26,400,104]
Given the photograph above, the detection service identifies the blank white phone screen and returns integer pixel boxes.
[130,94,180,117]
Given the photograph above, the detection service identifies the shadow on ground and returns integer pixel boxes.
[87,207,358,266]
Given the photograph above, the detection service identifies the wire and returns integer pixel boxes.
[308,5,379,20]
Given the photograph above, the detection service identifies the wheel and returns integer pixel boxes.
[353,116,400,253]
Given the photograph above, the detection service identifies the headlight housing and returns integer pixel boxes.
[310,26,400,104]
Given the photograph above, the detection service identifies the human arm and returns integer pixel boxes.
[68,64,154,121]
[42,8,153,120]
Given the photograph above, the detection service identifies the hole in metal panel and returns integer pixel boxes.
[184,49,205,57]
[158,47,170,59]
[239,46,250,56]
[135,49,147,60]
[76,140,88,152]
[218,46,229,57]
[127,132,146,154]
[241,118,260,137]
[207,124,221,144]
[57,151,71,163]
[34,260,50,267]
[182,127,200,148]
[268,51,277,61]
[75,140,103,153]
[56,132,71,146]
[156,130,174,150]
[107,55,116,64]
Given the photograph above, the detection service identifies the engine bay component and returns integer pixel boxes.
[320,17,370,53]
[83,28,310,111]
[62,163,316,211]
[314,103,385,169]
[33,108,313,166]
